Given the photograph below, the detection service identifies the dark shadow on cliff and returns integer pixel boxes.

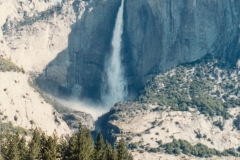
[35,48,71,98]
[35,0,127,103]
[35,0,240,108]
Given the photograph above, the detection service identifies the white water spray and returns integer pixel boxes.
[102,0,127,106]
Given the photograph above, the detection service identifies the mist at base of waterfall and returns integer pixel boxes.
[57,98,110,120]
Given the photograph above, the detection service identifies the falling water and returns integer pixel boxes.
[102,0,127,106]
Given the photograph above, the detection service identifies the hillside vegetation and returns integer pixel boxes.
[0,123,133,160]
[139,57,240,119]
[0,57,25,73]
[98,57,240,159]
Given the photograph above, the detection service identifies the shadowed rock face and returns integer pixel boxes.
[67,0,122,101]
[66,0,240,101]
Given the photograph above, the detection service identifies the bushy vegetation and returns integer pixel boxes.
[233,115,240,130]
[18,4,62,27]
[163,139,239,158]
[0,57,25,73]
[138,57,239,119]
[0,123,134,160]
[0,121,31,136]
[2,2,63,33]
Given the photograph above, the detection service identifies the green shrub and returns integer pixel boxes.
[233,115,240,130]
[137,58,239,119]
[128,142,138,150]
[126,137,133,141]
[144,130,150,134]
[149,148,158,153]
[213,120,224,131]
[163,139,237,157]
[0,122,31,136]
[0,58,25,73]
[156,140,162,146]
[222,148,238,156]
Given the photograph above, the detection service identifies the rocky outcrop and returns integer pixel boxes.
[0,72,71,136]
[2,0,89,96]
[100,103,240,151]
[0,0,93,135]
[0,0,54,59]
[66,0,240,101]
[0,0,54,28]
[62,110,95,131]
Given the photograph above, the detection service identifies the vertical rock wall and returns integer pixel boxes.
[66,0,240,101]
[67,0,122,100]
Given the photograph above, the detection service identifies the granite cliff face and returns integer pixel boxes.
[123,0,240,78]
[0,0,73,135]
[66,0,240,101]
[0,0,95,135]
[67,0,122,100]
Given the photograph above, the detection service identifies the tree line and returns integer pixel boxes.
[0,123,133,160]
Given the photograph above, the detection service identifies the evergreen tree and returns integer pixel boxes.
[0,125,135,160]
[28,128,41,160]
[41,130,58,160]
[66,134,78,160]
[57,135,68,159]
[127,152,134,160]
[18,136,27,160]
[0,131,12,159]
[94,132,106,160]
[67,123,94,160]
[75,123,94,160]
[6,132,20,160]
[117,138,128,160]
[105,141,113,160]
[40,131,47,159]
[111,147,118,160]
[42,136,58,160]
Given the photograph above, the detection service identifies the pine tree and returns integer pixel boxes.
[40,131,48,159]
[94,132,105,160]
[111,147,118,160]
[127,152,134,160]
[66,134,78,160]
[0,125,135,160]
[42,136,58,160]
[18,136,27,160]
[57,135,68,159]
[117,138,128,160]
[6,132,20,160]
[28,128,41,160]
[0,131,12,159]
[105,141,113,160]
[66,123,94,160]
[41,130,58,160]
[75,123,94,160]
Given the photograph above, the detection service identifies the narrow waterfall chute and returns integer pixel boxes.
[101,0,127,107]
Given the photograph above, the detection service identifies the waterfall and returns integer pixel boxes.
[102,0,127,107]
